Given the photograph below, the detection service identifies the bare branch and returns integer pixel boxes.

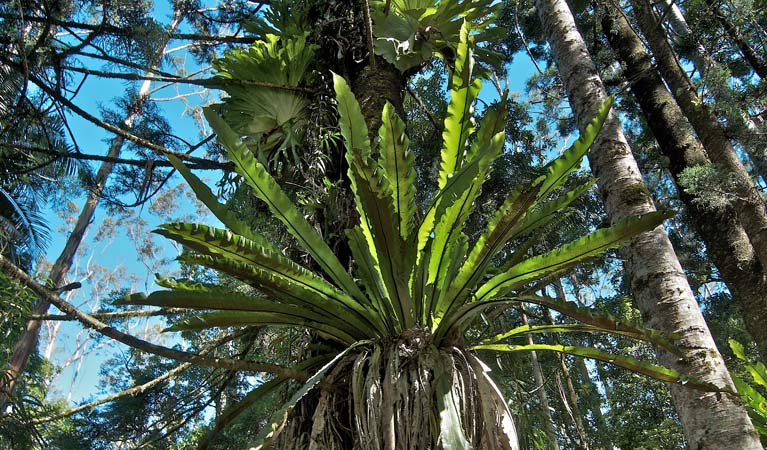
[0,56,222,166]
[3,141,233,171]
[60,65,315,92]
[29,308,187,321]
[30,332,242,424]
[0,255,310,381]
[0,12,259,44]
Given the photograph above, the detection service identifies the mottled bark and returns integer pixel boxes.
[533,0,762,447]
[351,60,406,141]
[602,3,767,360]
[632,0,767,274]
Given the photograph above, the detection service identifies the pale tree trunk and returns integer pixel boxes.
[602,3,767,360]
[543,305,589,450]
[658,0,715,76]
[631,0,767,274]
[0,12,183,408]
[522,310,560,449]
[533,0,762,447]
[561,277,607,432]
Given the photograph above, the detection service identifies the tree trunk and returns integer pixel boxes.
[0,12,183,408]
[658,0,715,77]
[602,2,767,360]
[543,305,589,450]
[704,0,767,79]
[656,0,767,182]
[533,0,762,447]
[631,0,767,274]
[561,277,607,433]
[522,310,560,449]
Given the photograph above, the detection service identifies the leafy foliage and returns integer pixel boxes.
[124,24,686,449]
[212,33,318,171]
[730,339,767,443]
[371,0,504,73]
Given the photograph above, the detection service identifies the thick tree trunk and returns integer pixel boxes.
[631,0,767,274]
[533,0,762,448]
[0,13,182,408]
[351,60,406,140]
[602,3,767,360]
[656,0,767,187]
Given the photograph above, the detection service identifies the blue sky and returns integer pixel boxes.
[39,0,545,405]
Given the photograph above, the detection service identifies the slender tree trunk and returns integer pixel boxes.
[658,0,715,76]
[0,13,183,408]
[704,0,767,79]
[657,0,767,187]
[553,279,606,431]
[631,0,767,274]
[522,310,560,449]
[533,0,762,447]
[602,3,767,360]
[543,305,589,450]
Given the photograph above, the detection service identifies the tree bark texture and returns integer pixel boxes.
[631,0,767,274]
[533,0,762,447]
[656,0,767,182]
[602,3,767,360]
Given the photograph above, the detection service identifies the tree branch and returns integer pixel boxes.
[3,141,233,171]
[60,65,315,93]
[0,56,220,166]
[28,308,187,321]
[0,12,259,44]
[0,255,310,381]
[30,331,242,424]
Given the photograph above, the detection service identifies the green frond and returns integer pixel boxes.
[473,211,674,303]
[445,186,540,308]
[166,311,359,345]
[204,109,374,315]
[122,289,363,340]
[530,96,612,201]
[437,22,481,191]
[198,355,329,448]
[212,34,317,165]
[166,155,277,250]
[481,323,677,353]
[173,252,378,337]
[335,74,413,330]
[378,102,416,240]
[370,1,503,73]
[472,343,723,391]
